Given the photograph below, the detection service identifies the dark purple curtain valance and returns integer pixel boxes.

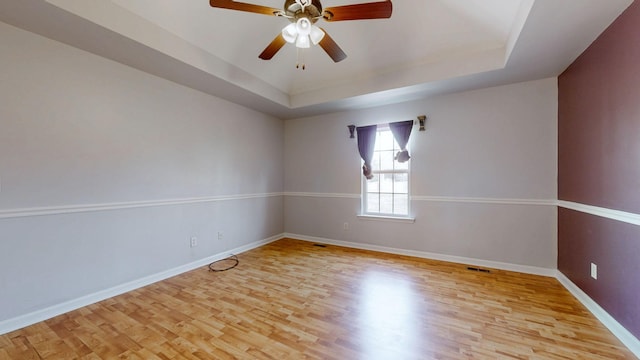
[356,125,377,179]
[389,120,413,163]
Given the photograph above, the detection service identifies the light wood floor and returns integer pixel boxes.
[0,238,635,359]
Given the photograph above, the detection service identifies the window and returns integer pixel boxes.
[362,126,409,217]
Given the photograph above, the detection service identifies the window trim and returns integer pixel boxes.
[360,125,412,218]
[357,213,416,223]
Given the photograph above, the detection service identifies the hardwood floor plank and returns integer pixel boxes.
[0,238,636,359]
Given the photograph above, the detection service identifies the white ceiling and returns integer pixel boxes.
[0,0,634,119]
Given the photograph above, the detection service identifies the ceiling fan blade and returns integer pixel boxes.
[209,0,281,16]
[259,34,287,60]
[323,0,392,21]
[318,29,347,63]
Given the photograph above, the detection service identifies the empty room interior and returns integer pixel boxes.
[1,0,640,358]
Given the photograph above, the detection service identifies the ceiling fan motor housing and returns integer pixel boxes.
[284,0,323,23]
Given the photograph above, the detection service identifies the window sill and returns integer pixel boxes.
[357,214,416,223]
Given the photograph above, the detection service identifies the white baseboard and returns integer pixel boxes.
[0,234,283,336]
[283,233,557,277]
[556,272,640,358]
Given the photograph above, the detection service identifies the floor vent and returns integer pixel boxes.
[313,244,327,248]
[467,266,491,273]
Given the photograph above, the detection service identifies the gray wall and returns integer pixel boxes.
[0,22,284,323]
[284,78,558,269]
[0,18,559,331]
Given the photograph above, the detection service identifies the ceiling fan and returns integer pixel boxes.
[209,0,392,68]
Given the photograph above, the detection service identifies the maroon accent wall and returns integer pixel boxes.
[559,0,640,214]
[558,208,640,336]
[558,0,640,340]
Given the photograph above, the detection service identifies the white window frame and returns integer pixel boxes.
[360,125,413,220]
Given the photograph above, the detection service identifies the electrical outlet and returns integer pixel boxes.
[343,222,349,231]
[190,237,198,248]
[591,262,598,279]
[217,232,224,240]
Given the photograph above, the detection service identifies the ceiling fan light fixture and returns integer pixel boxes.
[282,17,321,49]
[296,18,312,36]
[310,25,325,45]
[282,23,298,43]
[296,34,311,48]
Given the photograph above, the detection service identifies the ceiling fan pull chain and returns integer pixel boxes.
[295,48,306,70]
[302,49,306,70]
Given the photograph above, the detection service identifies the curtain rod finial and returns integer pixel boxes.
[348,124,356,138]
[417,115,427,131]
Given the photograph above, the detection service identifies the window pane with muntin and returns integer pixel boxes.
[394,173,408,194]
[394,194,409,215]
[380,193,393,214]
[367,193,380,213]
[368,174,380,192]
[376,130,394,151]
[380,150,395,170]
[380,173,393,193]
